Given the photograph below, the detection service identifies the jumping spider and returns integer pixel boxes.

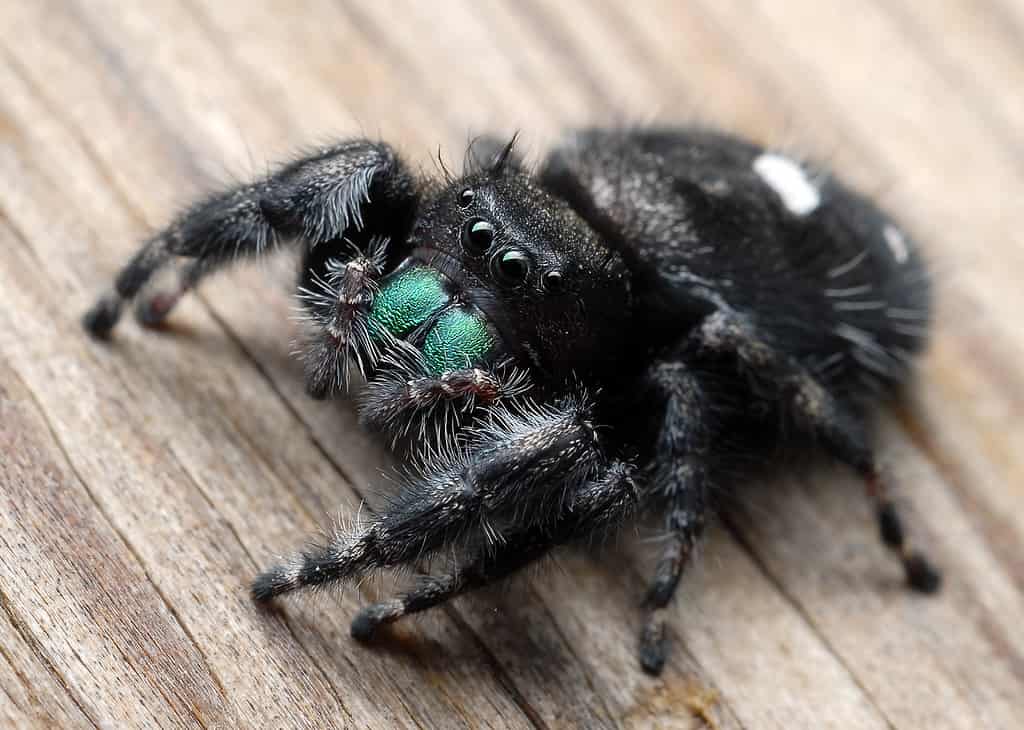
[84,128,940,674]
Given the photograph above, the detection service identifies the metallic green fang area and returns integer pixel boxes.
[369,267,449,338]
[423,308,493,374]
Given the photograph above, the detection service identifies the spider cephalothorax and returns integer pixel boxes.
[308,145,632,386]
[84,128,940,675]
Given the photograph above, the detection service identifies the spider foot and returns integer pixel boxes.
[350,600,405,641]
[903,551,942,593]
[638,609,669,675]
[83,294,123,340]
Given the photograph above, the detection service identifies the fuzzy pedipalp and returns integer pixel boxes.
[358,350,533,447]
[295,236,390,395]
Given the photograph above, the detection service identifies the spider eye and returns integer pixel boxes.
[463,218,494,255]
[458,188,475,208]
[492,249,531,286]
[542,269,564,293]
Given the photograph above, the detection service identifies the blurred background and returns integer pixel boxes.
[1,2,1022,729]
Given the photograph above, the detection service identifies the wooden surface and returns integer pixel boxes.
[1,1,1022,728]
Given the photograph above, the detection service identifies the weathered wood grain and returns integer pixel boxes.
[1,1,1021,728]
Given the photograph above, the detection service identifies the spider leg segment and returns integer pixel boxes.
[691,309,940,593]
[637,362,712,675]
[350,537,547,641]
[251,392,635,602]
[351,461,637,640]
[868,471,941,592]
[83,140,417,339]
[132,259,205,327]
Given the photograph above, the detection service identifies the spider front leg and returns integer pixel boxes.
[351,461,637,640]
[252,391,620,601]
[692,309,940,593]
[83,139,418,339]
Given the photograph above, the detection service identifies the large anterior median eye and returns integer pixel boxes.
[492,249,531,286]
[462,218,494,255]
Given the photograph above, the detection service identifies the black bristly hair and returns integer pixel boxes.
[490,132,520,174]
[83,126,940,677]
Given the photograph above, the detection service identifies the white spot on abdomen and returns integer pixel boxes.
[753,153,820,216]
[883,224,909,263]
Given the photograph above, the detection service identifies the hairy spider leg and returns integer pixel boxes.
[638,361,712,675]
[251,393,627,600]
[351,461,637,640]
[691,309,940,593]
[82,140,417,338]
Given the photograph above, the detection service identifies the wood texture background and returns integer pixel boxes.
[2,1,1022,728]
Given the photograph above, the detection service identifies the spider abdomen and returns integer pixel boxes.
[542,128,931,396]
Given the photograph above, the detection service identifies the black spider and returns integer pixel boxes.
[83,128,941,675]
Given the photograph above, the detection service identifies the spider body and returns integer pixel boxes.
[84,127,939,675]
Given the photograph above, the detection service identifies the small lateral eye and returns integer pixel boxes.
[542,269,564,293]
[463,218,494,254]
[492,249,531,286]
[458,188,475,207]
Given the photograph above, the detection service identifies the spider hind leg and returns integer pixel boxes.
[691,309,941,594]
